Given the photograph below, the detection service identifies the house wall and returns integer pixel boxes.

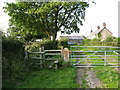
[88,35,96,39]
[100,29,112,40]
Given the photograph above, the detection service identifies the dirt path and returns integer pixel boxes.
[76,67,105,88]
[75,52,105,88]
[75,51,105,88]
[76,68,86,86]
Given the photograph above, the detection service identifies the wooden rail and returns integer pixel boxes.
[24,46,64,69]
[25,47,63,61]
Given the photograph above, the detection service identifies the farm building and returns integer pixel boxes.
[58,36,85,44]
[87,23,112,41]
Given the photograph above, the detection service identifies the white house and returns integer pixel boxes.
[87,23,112,41]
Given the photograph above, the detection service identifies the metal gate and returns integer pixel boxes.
[70,46,120,67]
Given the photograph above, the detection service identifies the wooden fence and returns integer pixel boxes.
[25,46,120,68]
[24,46,64,69]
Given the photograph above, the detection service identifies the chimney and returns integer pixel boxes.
[90,30,93,33]
[103,22,106,28]
[97,26,100,30]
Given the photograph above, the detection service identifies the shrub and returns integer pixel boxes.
[41,40,58,50]
[89,38,101,46]
[82,39,91,45]
[2,36,24,53]
[25,41,41,52]
[82,37,118,46]
[114,38,119,47]
[2,36,27,88]
[25,40,59,52]
[58,39,69,48]
[101,37,118,46]
[82,38,101,46]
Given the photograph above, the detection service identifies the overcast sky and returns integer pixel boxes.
[0,0,120,38]
[59,0,119,38]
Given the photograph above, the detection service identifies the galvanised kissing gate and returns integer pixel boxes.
[70,46,120,67]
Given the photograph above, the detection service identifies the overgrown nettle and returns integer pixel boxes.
[4,1,93,41]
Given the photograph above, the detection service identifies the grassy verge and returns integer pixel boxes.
[17,67,79,88]
[70,45,119,88]
[92,66,119,88]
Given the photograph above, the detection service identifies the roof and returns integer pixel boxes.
[60,36,85,40]
[88,29,101,37]
[100,27,112,34]
[88,27,112,37]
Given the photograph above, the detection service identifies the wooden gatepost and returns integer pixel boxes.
[24,46,45,68]
[39,46,45,68]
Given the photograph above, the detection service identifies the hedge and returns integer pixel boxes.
[25,40,59,52]
[82,37,119,46]
[2,36,27,88]
[58,39,69,48]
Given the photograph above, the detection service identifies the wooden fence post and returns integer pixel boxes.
[25,50,28,60]
[41,46,45,59]
[61,46,63,59]
[39,47,43,68]
[39,47,42,59]
[39,46,45,68]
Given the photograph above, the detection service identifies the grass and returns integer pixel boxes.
[70,47,106,65]
[17,67,79,88]
[92,66,119,88]
[71,46,119,88]
[80,73,89,88]
[6,45,119,88]
[70,46,119,66]
[81,79,88,88]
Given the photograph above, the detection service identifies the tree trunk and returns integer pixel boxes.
[53,7,59,42]
[53,31,57,42]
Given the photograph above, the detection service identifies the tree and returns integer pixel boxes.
[4,1,90,41]
[7,26,48,42]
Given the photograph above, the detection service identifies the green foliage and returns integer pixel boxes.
[118,37,120,47]
[102,37,118,46]
[7,27,48,42]
[82,37,119,46]
[93,66,119,88]
[82,38,90,45]
[41,40,58,50]
[4,1,89,41]
[25,41,41,52]
[58,39,69,48]
[17,67,79,88]
[2,36,28,88]
[25,40,58,52]
[82,38,101,46]
[61,61,71,68]
[2,36,24,53]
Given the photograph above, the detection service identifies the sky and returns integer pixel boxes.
[59,0,119,38]
[0,0,120,38]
